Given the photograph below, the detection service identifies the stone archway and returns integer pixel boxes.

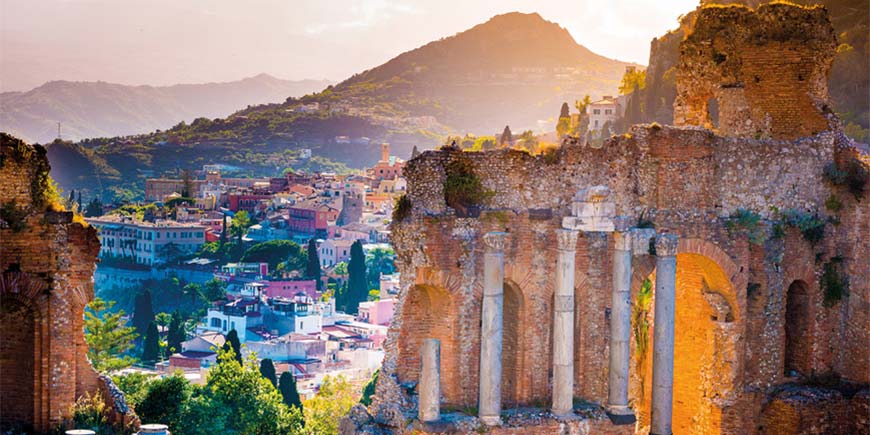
[784,280,811,376]
[635,246,742,435]
[0,272,49,433]
[395,284,460,405]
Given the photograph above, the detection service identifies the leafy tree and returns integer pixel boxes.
[619,68,646,94]
[167,311,186,355]
[142,322,161,363]
[222,329,243,364]
[260,358,278,388]
[154,312,172,328]
[182,282,203,305]
[499,125,513,146]
[333,261,348,276]
[133,289,155,339]
[203,277,228,302]
[178,350,303,435]
[241,240,306,272]
[335,282,349,313]
[279,371,303,413]
[516,130,538,151]
[556,116,572,137]
[136,373,191,429]
[305,238,322,289]
[84,197,103,217]
[84,297,138,372]
[559,102,570,119]
[368,289,380,301]
[359,369,379,406]
[112,372,151,408]
[229,210,251,242]
[303,375,357,435]
[365,247,395,291]
[346,240,367,314]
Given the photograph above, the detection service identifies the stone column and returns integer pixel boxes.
[419,338,441,422]
[607,219,635,424]
[479,232,508,425]
[552,229,579,416]
[650,234,678,435]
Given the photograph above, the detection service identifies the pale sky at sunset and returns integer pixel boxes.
[0,0,698,93]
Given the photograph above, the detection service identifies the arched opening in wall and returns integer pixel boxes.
[707,97,720,129]
[635,253,738,435]
[0,298,36,433]
[395,285,459,405]
[501,280,523,408]
[784,280,811,377]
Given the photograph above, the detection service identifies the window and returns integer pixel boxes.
[605,109,612,115]
[593,109,600,115]
[594,120,599,127]
[223,320,227,331]
[211,318,221,328]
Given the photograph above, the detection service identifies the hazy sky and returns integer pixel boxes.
[0,0,698,93]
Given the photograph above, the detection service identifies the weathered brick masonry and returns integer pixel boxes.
[344,4,868,435]
[0,134,132,433]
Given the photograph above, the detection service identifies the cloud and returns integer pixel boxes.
[304,0,419,34]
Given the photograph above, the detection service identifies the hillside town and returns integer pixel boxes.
[85,143,406,399]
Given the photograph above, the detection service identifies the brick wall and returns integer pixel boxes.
[1,134,113,433]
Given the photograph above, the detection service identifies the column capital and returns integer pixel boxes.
[613,215,634,232]
[614,231,633,251]
[655,234,679,257]
[555,229,579,252]
[483,232,509,253]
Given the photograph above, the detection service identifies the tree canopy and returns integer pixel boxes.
[241,240,307,272]
[84,297,138,372]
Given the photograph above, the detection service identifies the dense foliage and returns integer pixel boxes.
[84,298,138,372]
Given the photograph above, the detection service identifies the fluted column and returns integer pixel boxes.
[607,219,635,424]
[552,229,579,416]
[419,338,441,422]
[479,232,508,425]
[650,234,678,435]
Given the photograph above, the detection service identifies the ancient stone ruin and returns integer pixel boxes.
[344,4,869,435]
[0,134,134,433]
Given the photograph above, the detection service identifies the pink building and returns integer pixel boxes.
[261,279,319,300]
[358,298,395,326]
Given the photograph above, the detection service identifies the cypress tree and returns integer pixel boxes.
[221,329,243,364]
[346,240,367,314]
[167,311,185,355]
[220,214,228,246]
[279,371,303,412]
[260,358,277,387]
[142,322,160,363]
[305,238,322,289]
[499,125,513,146]
[133,290,155,340]
[559,102,570,119]
[411,146,420,159]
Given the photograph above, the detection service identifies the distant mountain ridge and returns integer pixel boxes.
[319,12,638,131]
[0,74,334,143]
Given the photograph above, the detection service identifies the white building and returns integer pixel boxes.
[587,96,622,133]
[87,216,206,266]
[318,238,354,268]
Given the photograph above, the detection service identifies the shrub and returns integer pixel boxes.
[820,257,849,307]
[69,392,108,432]
[443,155,492,211]
[824,159,868,199]
[727,208,766,245]
[825,194,843,213]
[136,373,191,429]
[782,209,826,245]
[392,194,412,222]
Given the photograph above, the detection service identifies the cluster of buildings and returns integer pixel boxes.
[170,260,397,397]
[90,144,411,395]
